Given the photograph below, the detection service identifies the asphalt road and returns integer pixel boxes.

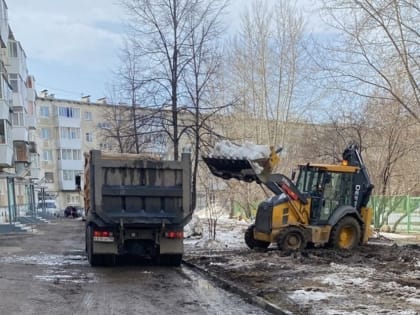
[0,219,268,315]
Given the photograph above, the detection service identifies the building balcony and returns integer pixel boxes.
[0,99,11,120]
[0,143,14,167]
[12,92,25,109]
[12,126,28,142]
[13,140,30,163]
[59,179,79,191]
[26,114,37,129]
[57,116,81,128]
[57,159,83,171]
[56,138,82,149]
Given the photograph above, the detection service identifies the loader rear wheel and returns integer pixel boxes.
[276,227,307,251]
[244,225,270,249]
[330,216,361,250]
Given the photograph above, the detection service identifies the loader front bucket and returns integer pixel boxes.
[202,146,281,184]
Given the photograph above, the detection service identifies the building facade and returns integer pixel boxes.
[0,0,40,223]
[36,94,119,211]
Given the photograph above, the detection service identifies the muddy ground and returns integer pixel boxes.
[184,224,420,315]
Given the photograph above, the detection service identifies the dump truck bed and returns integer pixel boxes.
[84,150,192,226]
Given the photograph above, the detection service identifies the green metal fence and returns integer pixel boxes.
[369,196,420,233]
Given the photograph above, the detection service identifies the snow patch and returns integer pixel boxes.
[406,297,420,305]
[289,289,337,303]
[210,140,270,159]
[321,274,368,286]
[193,238,227,250]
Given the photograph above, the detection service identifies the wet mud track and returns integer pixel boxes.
[0,220,268,315]
[184,243,420,315]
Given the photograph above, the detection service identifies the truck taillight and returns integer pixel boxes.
[165,231,183,239]
[93,230,114,242]
[94,231,112,237]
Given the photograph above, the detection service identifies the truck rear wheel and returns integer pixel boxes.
[244,225,270,249]
[330,216,361,250]
[87,225,104,266]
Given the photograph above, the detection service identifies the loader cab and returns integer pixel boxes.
[295,164,357,225]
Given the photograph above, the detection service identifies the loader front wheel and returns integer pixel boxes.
[244,225,270,249]
[330,216,361,250]
[276,227,307,251]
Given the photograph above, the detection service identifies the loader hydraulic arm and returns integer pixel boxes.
[342,144,374,208]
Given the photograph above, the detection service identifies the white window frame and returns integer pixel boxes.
[41,128,51,139]
[86,133,93,142]
[40,106,50,117]
[42,150,52,161]
[84,111,92,121]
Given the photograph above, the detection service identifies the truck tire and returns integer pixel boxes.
[330,216,361,250]
[86,225,104,266]
[244,225,270,250]
[276,226,307,251]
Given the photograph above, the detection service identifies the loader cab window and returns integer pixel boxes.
[296,167,355,224]
[295,166,325,194]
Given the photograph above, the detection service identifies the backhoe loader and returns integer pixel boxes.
[203,144,374,250]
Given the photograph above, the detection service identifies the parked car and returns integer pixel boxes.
[64,206,78,218]
[64,206,85,219]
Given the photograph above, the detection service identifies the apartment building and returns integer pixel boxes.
[0,0,40,223]
[36,93,120,211]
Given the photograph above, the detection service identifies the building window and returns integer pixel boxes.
[86,133,93,142]
[100,143,112,151]
[60,127,80,140]
[12,111,24,127]
[61,149,81,160]
[59,107,80,119]
[8,41,18,58]
[8,74,18,92]
[98,122,111,129]
[73,149,81,160]
[41,128,51,139]
[0,120,6,144]
[40,106,50,117]
[42,150,52,161]
[63,170,79,181]
[45,172,54,183]
[84,111,92,120]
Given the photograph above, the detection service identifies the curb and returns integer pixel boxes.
[182,260,294,315]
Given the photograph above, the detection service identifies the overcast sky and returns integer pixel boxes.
[7,0,322,102]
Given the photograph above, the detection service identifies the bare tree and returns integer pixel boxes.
[320,0,420,122]
[120,0,228,161]
[200,171,230,240]
[181,0,230,209]
[228,0,307,146]
[117,38,145,153]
